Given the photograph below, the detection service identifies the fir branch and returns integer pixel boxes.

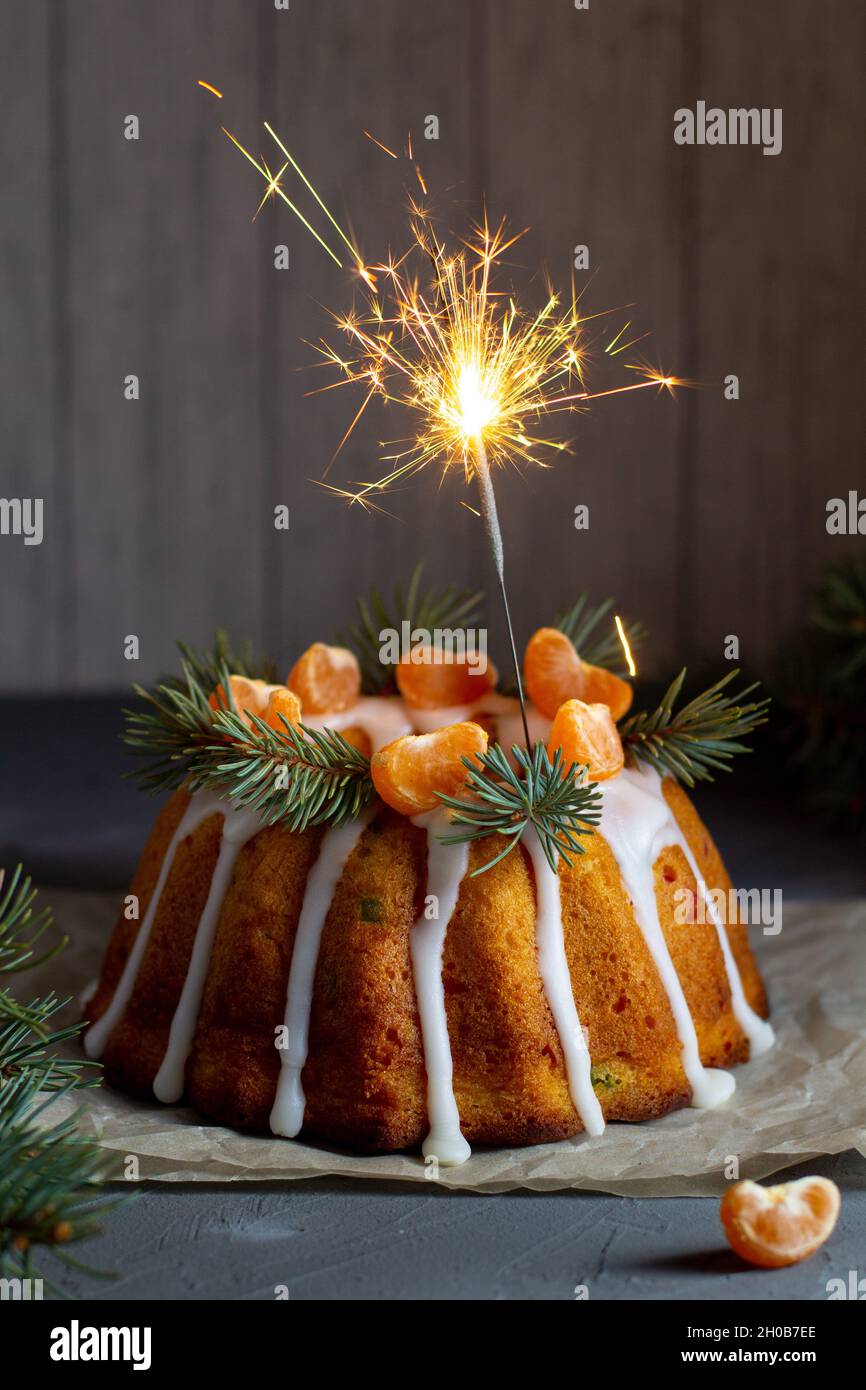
[0,1069,126,1293]
[810,557,866,682]
[0,994,102,1090]
[555,594,647,675]
[338,561,484,694]
[124,650,374,830]
[775,554,866,834]
[0,877,127,1291]
[438,742,602,875]
[123,653,231,795]
[0,865,66,980]
[621,668,770,786]
[195,710,374,831]
[174,628,279,688]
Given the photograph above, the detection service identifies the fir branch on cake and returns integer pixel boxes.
[124,650,375,831]
[338,561,485,694]
[555,594,647,677]
[197,710,374,831]
[438,742,603,875]
[621,668,770,786]
[176,628,279,689]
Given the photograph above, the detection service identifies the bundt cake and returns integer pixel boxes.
[84,629,774,1167]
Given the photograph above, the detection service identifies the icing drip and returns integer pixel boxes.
[152,802,262,1103]
[302,697,413,752]
[598,767,736,1108]
[409,810,472,1166]
[657,810,775,1058]
[269,807,376,1138]
[521,828,606,1136]
[84,789,231,1060]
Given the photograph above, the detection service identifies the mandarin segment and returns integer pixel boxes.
[581,662,633,721]
[371,721,488,816]
[287,642,361,714]
[340,724,372,758]
[209,676,282,729]
[720,1177,841,1268]
[396,645,497,709]
[548,699,624,781]
[263,688,303,734]
[524,627,586,718]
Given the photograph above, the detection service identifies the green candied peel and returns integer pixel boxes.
[590,1063,622,1093]
[359,896,384,924]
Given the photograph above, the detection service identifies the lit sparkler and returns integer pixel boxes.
[215,104,680,735]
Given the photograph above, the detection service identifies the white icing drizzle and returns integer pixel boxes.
[84,788,231,1060]
[408,690,550,758]
[152,802,263,1103]
[302,697,413,752]
[304,691,550,768]
[652,795,775,1058]
[598,766,736,1108]
[521,828,606,1136]
[269,807,376,1138]
[409,810,472,1166]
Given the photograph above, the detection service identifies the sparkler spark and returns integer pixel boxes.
[217,112,681,502]
[615,614,637,677]
[217,108,683,739]
[314,212,680,507]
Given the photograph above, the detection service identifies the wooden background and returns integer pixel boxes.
[1,0,864,692]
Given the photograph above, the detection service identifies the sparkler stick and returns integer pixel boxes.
[473,437,532,749]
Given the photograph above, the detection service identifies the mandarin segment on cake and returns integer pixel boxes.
[85,619,773,1166]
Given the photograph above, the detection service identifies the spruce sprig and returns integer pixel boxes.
[338,561,485,694]
[0,1068,124,1294]
[555,594,646,675]
[438,742,603,875]
[195,710,374,831]
[0,874,126,1291]
[0,865,66,980]
[174,628,279,688]
[0,866,69,1034]
[123,654,228,795]
[124,653,374,830]
[621,669,770,786]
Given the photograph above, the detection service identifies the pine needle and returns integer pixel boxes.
[555,594,647,676]
[438,742,602,875]
[338,561,484,693]
[621,668,770,786]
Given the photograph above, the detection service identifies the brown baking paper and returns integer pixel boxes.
[31,892,866,1195]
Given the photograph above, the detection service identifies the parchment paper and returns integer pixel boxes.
[32,891,866,1195]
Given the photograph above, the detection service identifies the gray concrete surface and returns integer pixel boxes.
[42,1151,865,1301]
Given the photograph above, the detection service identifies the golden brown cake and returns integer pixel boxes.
[84,658,773,1167]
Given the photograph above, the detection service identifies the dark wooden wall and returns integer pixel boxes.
[2,0,864,691]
